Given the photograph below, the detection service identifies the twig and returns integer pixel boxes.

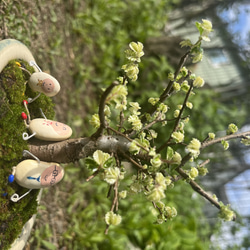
[175,167,221,210]
[86,170,99,182]
[91,81,119,138]
[159,50,190,102]
[108,126,150,154]
[201,131,250,149]
[111,180,119,212]
[199,159,210,168]
[172,81,193,133]
[105,180,119,235]
[157,83,193,153]
[121,152,147,171]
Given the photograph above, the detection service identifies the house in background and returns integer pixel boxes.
[165,6,250,101]
[164,5,250,248]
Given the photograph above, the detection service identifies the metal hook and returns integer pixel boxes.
[29,60,42,72]
[22,150,40,163]
[10,189,32,202]
[27,92,41,103]
[39,108,47,120]
[22,132,36,141]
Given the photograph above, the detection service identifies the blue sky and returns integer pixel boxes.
[219,3,250,48]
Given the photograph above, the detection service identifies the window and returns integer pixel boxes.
[206,48,230,66]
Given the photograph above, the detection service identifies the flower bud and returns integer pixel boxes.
[105,211,122,225]
[193,76,205,88]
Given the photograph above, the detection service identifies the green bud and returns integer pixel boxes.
[198,167,208,176]
[221,140,229,150]
[180,66,188,77]
[168,72,175,81]
[189,167,199,180]
[172,151,182,165]
[192,52,203,63]
[173,82,181,92]
[128,114,142,131]
[157,103,168,113]
[129,102,141,115]
[181,81,190,92]
[196,19,213,41]
[147,187,165,202]
[104,105,111,117]
[227,123,238,135]
[166,146,174,160]
[122,63,139,81]
[180,39,193,48]
[212,194,218,201]
[241,136,250,146]
[90,114,100,128]
[187,138,201,158]
[104,167,121,185]
[119,190,127,199]
[208,132,215,140]
[164,206,177,219]
[148,97,159,106]
[147,130,158,141]
[155,172,167,190]
[165,176,172,186]
[193,76,205,87]
[130,182,143,193]
[174,110,180,118]
[172,131,184,143]
[129,140,141,155]
[219,204,235,221]
[105,211,122,225]
[150,154,162,168]
[128,41,144,61]
[93,150,111,166]
[186,102,193,109]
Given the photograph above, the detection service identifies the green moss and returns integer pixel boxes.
[0,60,55,249]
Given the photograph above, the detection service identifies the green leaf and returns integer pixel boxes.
[41,240,57,250]
[103,157,116,169]
[166,147,174,160]
[84,157,99,169]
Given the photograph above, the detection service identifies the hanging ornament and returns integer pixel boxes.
[9,150,64,202]
[21,100,72,141]
[0,39,61,103]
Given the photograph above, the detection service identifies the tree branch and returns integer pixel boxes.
[92,81,119,138]
[201,131,250,149]
[175,167,221,210]
[28,135,131,163]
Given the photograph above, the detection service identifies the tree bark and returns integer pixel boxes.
[28,135,131,163]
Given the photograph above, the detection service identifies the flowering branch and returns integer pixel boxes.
[201,131,250,149]
[28,19,241,228]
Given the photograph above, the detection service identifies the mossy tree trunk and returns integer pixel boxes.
[0,61,55,249]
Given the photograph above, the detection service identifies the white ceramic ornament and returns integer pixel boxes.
[14,159,64,189]
[28,72,60,97]
[22,102,73,141]
[0,39,61,103]
[23,118,72,141]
